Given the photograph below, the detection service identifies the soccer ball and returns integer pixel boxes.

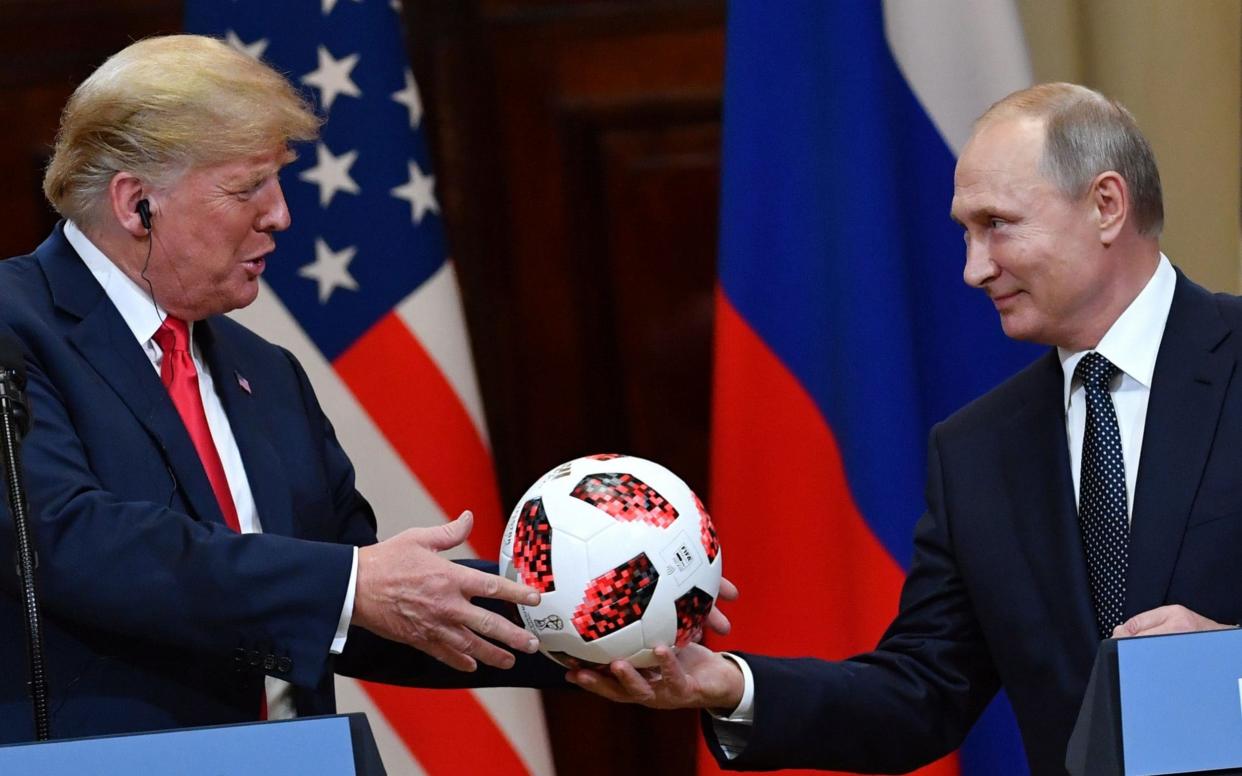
[499,454,723,669]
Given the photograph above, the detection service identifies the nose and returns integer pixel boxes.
[962,234,999,289]
[257,179,292,232]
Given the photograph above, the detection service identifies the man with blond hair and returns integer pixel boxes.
[571,83,1242,775]
[0,34,561,741]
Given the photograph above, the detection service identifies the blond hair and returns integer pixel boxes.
[978,82,1163,237]
[44,35,321,228]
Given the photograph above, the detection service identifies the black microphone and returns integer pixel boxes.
[0,334,31,437]
[0,332,50,740]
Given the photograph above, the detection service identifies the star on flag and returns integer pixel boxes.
[299,143,360,207]
[390,161,439,224]
[225,30,269,60]
[391,69,423,129]
[301,45,361,111]
[298,238,360,303]
[321,0,363,15]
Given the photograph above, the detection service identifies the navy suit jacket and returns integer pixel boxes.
[0,225,560,743]
[706,271,1242,775]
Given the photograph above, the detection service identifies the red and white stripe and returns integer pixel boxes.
[230,262,555,775]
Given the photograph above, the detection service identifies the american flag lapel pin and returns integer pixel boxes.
[235,371,252,395]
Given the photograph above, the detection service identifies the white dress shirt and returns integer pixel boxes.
[1060,255,1175,520]
[711,254,1176,758]
[65,221,359,719]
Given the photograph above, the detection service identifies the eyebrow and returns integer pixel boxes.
[230,152,297,191]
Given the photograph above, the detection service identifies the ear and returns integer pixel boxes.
[107,172,150,238]
[1090,170,1129,246]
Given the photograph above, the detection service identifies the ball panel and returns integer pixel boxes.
[692,491,721,562]
[512,497,556,593]
[572,621,648,666]
[673,586,714,647]
[544,496,618,542]
[639,597,677,650]
[571,552,660,642]
[570,473,680,528]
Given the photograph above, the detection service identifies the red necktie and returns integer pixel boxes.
[154,318,267,719]
[153,317,241,532]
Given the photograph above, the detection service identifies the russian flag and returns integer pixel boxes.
[707,2,1040,774]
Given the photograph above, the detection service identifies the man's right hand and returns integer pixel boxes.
[353,510,541,671]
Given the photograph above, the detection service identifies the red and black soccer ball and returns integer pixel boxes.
[500,455,723,669]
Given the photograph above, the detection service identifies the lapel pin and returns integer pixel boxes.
[235,371,252,395]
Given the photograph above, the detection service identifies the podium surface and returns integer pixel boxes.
[1068,628,1242,776]
[0,713,384,775]
[1119,628,1242,775]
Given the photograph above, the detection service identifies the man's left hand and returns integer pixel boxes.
[1112,604,1235,638]
[566,643,745,712]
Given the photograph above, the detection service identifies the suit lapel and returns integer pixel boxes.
[1001,351,1099,650]
[39,226,227,528]
[1126,274,1234,615]
[198,320,294,538]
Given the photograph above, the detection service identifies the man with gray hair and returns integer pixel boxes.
[572,82,1242,775]
[0,34,566,742]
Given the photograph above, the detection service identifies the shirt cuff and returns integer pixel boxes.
[330,547,359,655]
[712,652,755,722]
[707,652,755,760]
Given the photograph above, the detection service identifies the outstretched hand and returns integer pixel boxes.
[566,643,745,713]
[353,511,542,672]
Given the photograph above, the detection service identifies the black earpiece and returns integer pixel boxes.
[137,198,152,231]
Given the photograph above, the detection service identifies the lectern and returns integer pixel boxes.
[0,713,385,775]
[1067,628,1242,775]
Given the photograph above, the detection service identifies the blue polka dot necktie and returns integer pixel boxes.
[1075,352,1128,639]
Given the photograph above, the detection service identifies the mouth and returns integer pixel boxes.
[241,256,267,277]
[989,289,1022,308]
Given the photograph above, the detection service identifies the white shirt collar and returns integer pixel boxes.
[64,220,171,346]
[1058,254,1176,410]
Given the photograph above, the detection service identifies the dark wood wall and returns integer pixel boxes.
[407,4,725,772]
[0,0,725,772]
[0,0,183,256]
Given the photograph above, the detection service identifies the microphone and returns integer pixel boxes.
[0,334,31,437]
[0,332,50,741]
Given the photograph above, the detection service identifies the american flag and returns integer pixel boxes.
[184,2,555,773]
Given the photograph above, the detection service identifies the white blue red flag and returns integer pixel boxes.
[184,2,555,774]
[708,2,1037,774]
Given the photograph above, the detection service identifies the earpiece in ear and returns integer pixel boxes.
[137,198,152,231]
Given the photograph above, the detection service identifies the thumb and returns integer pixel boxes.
[424,510,474,551]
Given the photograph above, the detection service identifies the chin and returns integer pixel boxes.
[998,314,1042,344]
[226,285,262,314]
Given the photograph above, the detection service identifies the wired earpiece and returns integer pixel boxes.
[137,198,152,231]
[135,197,164,325]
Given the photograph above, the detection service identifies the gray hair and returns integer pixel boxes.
[979,82,1163,237]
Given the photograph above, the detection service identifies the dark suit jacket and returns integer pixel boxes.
[706,271,1242,775]
[0,225,559,743]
